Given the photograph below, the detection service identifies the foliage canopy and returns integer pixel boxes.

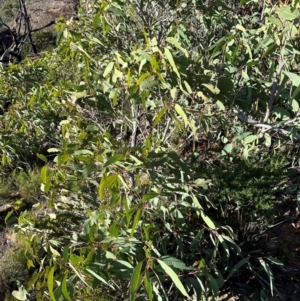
[0,0,300,300]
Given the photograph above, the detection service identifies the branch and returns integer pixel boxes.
[31,20,56,32]
[237,110,300,140]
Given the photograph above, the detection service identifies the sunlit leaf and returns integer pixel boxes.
[48,267,56,301]
[11,286,28,301]
[157,259,190,299]
[175,104,188,127]
[201,211,216,229]
[164,48,180,78]
[130,261,143,300]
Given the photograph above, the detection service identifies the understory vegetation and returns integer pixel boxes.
[0,0,300,300]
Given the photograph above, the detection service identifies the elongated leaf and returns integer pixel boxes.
[259,259,274,295]
[104,154,123,168]
[207,274,219,299]
[160,256,196,270]
[48,267,56,301]
[93,13,101,28]
[191,229,205,251]
[61,273,71,301]
[164,48,180,78]
[144,270,154,301]
[130,261,143,300]
[175,104,188,127]
[265,256,283,266]
[99,174,118,199]
[68,263,91,288]
[284,71,300,86]
[226,257,249,281]
[74,149,94,156]
[86,269,112,287]
[217,234,229,258]
[70,42,91,58]
[157,259,190,299]
[153,107,168,127]
[137,72,150,85]
[166,37,188,57]
[222,143,233,155]
[276,6,300,20]
[103,62,114,77]
[291,85,300,102]
[41,166,47,183]
[130,206,142,237]
[243,135,258,144]
[201,211,216,229]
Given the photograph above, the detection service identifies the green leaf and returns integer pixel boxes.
[41,166,47,183]
[191,229,205,251]
[48,267,56,301]
[175,104,188,127]
[86,269,112,287]
[70,42,91,59]
[243,135,258,144]
[192,178,212,189]
[130,261,143,300]
[166,37,188,57]
[160,256,196,271]
[207,274,219,299]
[140,75,156,89]
[37,153,48,163]
[236,24,246,33]
[93,13,101,28]
[216,100,225,111]
[217,234,230,258]
[259,259,274,295]
[103,62,114,77]
[284,71,300,86]
[267,16,283,28]
[144,270,153,301]
[157,259,190,299]
[202,83,220,94]
[153,107,168,127]
[183,81,192,94]
[276,6,300,20]
[291,85,300,101]
[201,211,216,229]
[291,99,299,112]
[265,256,283,266]
[99,174,118,199]
[164,48,180,78]
[61,274,71,301]
[264,133,271,147]
[74,149,94,156]
[130,206,142,237]
[104,154,123,168]
[137,72,150,85]
[264,43,278,57]
[226,257,249,281]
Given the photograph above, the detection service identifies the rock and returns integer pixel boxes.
[13,0,78,32]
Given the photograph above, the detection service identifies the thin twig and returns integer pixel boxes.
[162,117,172,144]
[237,110,300,140]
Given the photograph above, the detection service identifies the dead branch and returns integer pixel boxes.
[237,110,300,140]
